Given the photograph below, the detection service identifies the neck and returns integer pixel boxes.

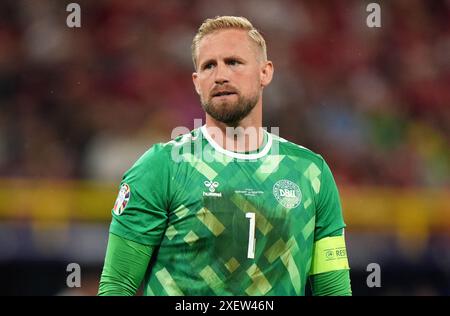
[204,102,264,153]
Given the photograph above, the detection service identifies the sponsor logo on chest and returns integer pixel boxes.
[203,180,222,197]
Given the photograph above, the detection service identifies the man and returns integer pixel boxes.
[98,16,351,296]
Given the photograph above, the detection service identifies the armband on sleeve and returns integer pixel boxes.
[310,235,349,275]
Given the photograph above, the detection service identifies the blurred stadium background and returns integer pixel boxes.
[0,0,448,295]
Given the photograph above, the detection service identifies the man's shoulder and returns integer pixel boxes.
[270,133,326,166]
[134,128,201,165]
[161,127,202,149]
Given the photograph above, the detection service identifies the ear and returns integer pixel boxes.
[260,61,274,88]
[192,72,201,95]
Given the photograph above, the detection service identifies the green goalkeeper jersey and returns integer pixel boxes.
[109,125,349,296]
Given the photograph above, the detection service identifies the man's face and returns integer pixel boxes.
[192,29,272,126]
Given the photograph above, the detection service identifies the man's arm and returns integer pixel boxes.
[98,233,153,296]
[309,158,352,295]
[310,270,352,296]
[99,144,171,295]
[309,232,351,296]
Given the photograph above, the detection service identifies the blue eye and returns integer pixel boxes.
[203,63,214,70]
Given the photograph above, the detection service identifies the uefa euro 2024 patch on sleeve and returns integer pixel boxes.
[113,183,130,215]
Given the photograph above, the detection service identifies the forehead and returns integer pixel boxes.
[197,29,257,61]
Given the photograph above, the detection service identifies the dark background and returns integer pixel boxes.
[0,0,448,295]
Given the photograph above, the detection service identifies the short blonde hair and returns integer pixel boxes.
[192,16,267,70]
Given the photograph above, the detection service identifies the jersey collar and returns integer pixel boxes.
[200,125,273,160]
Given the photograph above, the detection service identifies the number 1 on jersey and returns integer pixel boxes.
[246,212,256,259]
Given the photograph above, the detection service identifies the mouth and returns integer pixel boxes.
[212,90,237,98]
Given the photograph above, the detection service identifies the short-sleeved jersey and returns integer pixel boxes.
[109,125,348,295]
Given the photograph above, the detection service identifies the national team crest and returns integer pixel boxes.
[113,183,131,215]
[273,180,302,209]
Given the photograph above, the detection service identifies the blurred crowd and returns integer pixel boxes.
[0,0,448,186]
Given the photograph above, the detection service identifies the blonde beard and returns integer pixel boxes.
[201,93,259,127]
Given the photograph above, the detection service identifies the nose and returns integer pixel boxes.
[214,62,229,85]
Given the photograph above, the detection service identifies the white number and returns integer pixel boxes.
[246,212,256,259]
